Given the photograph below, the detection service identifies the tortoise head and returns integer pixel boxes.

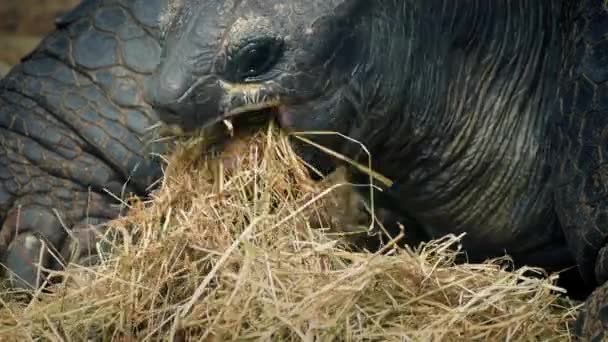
[147,0,372,139]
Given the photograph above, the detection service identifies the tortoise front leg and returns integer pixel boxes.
[575,280,608,340]
[552,1,608,339]
[0,0,169,289]
[0,100,128,289]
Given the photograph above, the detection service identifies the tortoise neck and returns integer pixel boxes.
[348,0,565,155]
[343,0,568,230]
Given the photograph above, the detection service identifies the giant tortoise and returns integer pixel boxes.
[1,0,608,339]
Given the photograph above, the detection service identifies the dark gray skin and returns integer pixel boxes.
[146,0,608,339]
[0,0,169,288]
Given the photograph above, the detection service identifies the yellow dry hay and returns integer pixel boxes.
[0,122,580,341]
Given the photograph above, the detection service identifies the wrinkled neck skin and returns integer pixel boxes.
[342,0,568,261]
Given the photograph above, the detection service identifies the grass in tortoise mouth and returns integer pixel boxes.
[154,103,279,148]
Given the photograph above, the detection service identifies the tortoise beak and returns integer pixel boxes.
[147,71,280,135]
[217,80,280,119]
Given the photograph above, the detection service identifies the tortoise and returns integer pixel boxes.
[1,0,608,339]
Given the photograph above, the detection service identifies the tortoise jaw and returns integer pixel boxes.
[218,80,281,120]
[158,81,282,138]
[157,100,281,138]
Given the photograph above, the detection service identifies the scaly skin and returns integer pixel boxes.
[555,0,608,339]
[0,0,168,289]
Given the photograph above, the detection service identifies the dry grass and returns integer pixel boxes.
[0,122,580,341]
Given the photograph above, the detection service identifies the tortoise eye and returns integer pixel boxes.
[231,37,284,81]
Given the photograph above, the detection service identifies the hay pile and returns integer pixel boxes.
[0,123,580,341]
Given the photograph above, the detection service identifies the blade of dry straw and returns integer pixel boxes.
[289,132,393,187]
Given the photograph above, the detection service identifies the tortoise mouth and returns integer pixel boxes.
[157,103,281,139]
[155,80,284,138]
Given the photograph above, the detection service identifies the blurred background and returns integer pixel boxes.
[0,0,79,76]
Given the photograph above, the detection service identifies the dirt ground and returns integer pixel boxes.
[0,0,79,75]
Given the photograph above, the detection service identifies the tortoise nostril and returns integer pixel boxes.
[229,37,284,82]
[146,63,193,108]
